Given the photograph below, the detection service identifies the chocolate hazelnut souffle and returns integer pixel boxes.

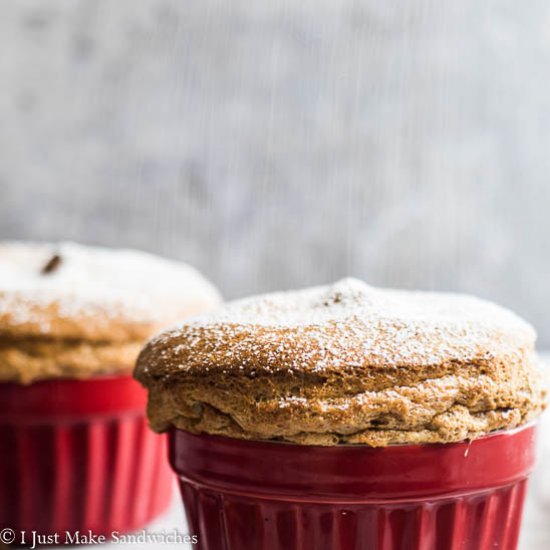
[136,278,544,446]
[0,241,221,539]
[135,278,545,550]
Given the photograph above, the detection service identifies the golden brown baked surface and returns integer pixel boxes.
[136,278,546,446]
[0,241,221,383]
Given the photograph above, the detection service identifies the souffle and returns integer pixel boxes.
[0,241,221,383]
[135,278,545,446]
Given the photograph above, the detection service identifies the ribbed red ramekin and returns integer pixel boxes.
[170,425,536,550]
[0,375,173,539]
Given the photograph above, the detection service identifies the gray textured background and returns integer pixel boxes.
[1,0,550,343]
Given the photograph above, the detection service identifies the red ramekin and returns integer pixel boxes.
[170,425,536,550]
[0,375,173,538]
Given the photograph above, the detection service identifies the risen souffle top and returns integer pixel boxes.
[0,241,221,383]
[135,278,545,446]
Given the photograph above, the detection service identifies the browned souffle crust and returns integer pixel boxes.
[135,278,546,446]
[0,241,221,383]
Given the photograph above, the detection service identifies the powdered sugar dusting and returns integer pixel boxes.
[137,280,545,446]
[191,278,532,333]
[145,278,536,374]
[0,241,221,337]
